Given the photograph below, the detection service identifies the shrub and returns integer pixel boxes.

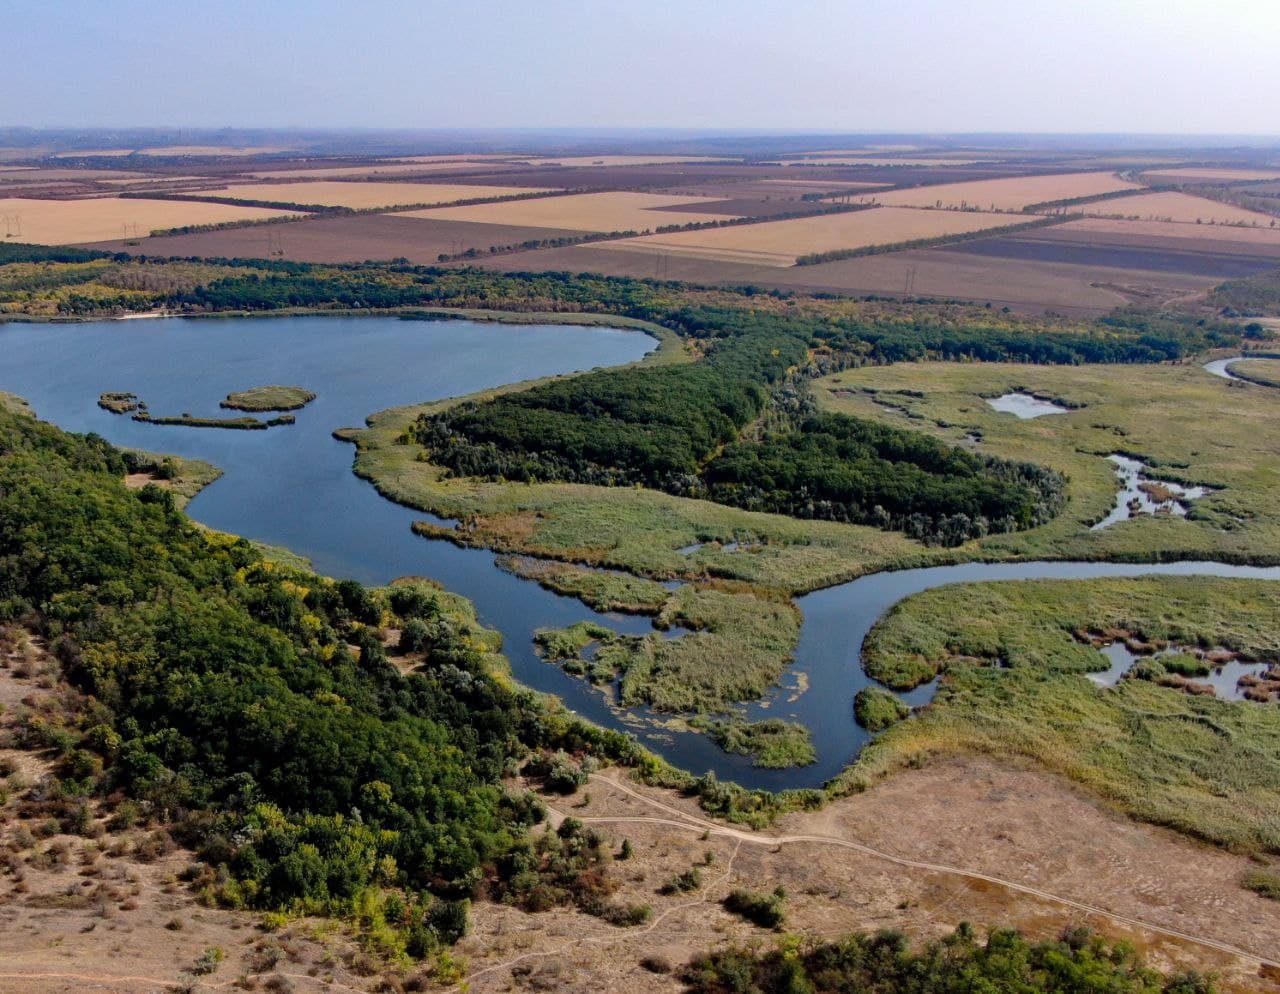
[722,887,785,929]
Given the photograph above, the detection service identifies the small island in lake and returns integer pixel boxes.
[221,384,317,412]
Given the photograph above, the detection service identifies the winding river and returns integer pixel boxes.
[3,316,1277,791]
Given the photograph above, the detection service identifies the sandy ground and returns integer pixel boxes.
[443,762,1280,993]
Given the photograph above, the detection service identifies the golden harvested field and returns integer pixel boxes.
[1141,167,1280,183]
[246,161,508,179]
[1081,190,1278,225]
[757,179,891,191]
[1054,216,1280,246]
[398,191,741,232]
[524,154,736,167]
[869,170,1142,210]
[0,197,303,244]
[786,156,986,166]
[137,144,295,156]
[592,206,1026,266]
[188,180,553,209]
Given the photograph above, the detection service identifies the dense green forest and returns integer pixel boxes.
[0,408,644,955]
[416,304,1067,544]
[683,924,1215,994]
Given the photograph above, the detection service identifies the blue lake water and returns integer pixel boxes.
[4,315,1278,790]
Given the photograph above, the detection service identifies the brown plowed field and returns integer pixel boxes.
[187,180,554,209]
[85,213,589,263]
[473,241,1223,316]
[244,161,528,180]
[939,233,1280,278]
[398,191,740,232]
[1039,217,1280,255]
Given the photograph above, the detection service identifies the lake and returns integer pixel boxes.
[5,315,1278,790]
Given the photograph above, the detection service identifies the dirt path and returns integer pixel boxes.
[568,773,1280,970]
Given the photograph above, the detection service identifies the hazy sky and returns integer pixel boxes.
[4,0,1278,133]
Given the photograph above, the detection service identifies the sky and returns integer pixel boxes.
[3,0,1279,134]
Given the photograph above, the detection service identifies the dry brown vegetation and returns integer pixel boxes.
[443,765,1280,993]
[593,206,1036,265]
[868,170,1142,210]
[1142,168,1280,183]
[1082,191,1280,225]
[187,181,555,209]
[398,191,741,232]
[0,628,385,993]
[0,197,303,244]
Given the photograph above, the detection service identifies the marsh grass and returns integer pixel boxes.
[221,385,316,412]
[846,576,1280,852]
[816,360,1280,565]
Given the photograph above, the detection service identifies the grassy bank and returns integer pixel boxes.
[816,359,1280,565]
[842,575,1280,853]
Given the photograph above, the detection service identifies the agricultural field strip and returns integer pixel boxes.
[1079,190,1280,225]
[396,191,745,233]
[866,170,1143,211]
[1141,167,1280,183]
[0,197,304,245]
[184,180,558,210]
[591,206,1037,266]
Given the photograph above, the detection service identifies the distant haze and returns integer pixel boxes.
[4,0,1278,134]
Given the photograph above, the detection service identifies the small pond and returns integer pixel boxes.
[985,392,1071,419]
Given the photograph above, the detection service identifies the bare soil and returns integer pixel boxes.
[86,214,591,265]
[444,762,1280,993]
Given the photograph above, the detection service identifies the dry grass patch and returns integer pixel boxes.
[399,191,740,232]
[0,197,302,245]
[786,156,986,166]
[188,181,553,209]
[525,154,734,167]
[1142,167,1280,183]
[1081,191,1279,226]
[594,207,1030,266]
[869,171,1141,211]
[246,161,506,179]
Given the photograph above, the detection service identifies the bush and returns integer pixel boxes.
[722,887,785,929]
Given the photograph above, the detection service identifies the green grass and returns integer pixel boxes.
[843,576,1280,853]
[863,575,1280,690]
[816,360,1280,565]
[498,556,669,614]
[1243,867,1280,900]
[690,717,816,769]
[853,687,909,731]
[221,384,316,411]
[1228,357,1280,388]
[533,583,800,716]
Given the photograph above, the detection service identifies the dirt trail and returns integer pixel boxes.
[570,772,1280,970]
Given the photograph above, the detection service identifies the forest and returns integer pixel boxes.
[682,923,1215,994]
[0,407,643,956]
[416,303,1067,544]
